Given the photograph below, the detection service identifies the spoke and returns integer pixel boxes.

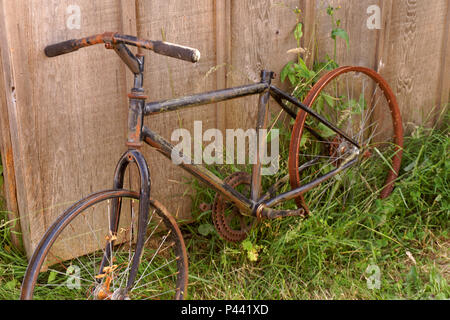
[131,257,179,291]
[132,271,179,291]
[132,258,178,291]
[142,288,176,300]
[81,207,112,269]
[42,267,93,284]
[131,228,170,290]
[117,208,158,289]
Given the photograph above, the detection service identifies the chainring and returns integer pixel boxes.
[212,172,256,242]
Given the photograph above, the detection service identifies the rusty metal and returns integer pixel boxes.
[265,157,358,209]
[212,172,256,242]
[21,189,138,300]
[20,190,188,300]
[288,66,404,211]
[250,71,273,202]
[44,32,200,63]
[141,126,256,216]
[114,43,141,74]
[257,205,306,220]
[125,55,146,148]
[25,35,406,300]
[270,85,360,149]
[144,83,268,116]
[105,149,151,291]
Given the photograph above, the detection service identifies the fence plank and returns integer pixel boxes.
[314,0,382,69]
[227,0,301,132]
[1,0,129,258]
[378,0,449,132]
[135,0,217,221]
[215,0,231,133]
[0,2,22,250]
[299,0,316,68]
[436,0,450,126]
[0,1,448,260]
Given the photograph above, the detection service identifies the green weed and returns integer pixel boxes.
[183,111,449,300]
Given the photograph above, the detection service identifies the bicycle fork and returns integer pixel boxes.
[96,47,151,299]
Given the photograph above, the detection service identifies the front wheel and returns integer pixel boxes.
[21,190,188,300]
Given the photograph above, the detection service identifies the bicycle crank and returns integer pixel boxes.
[212,172,256,243]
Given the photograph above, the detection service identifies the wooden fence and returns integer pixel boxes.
[0,0,449,258]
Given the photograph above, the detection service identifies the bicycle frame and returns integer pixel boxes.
[113,43,360,222]
[22,32,402,300]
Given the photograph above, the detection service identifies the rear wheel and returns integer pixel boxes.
[288,66,403,214]
[21,190,188,300]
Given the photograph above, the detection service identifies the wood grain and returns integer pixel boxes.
[228,0,300,131]
[378,0,449,133]
[1,0,128,258]
[314,0,382,69]
[436,0,450,126]
[0,2,22,250]
[136,0,217,221]
[0,0,448,260]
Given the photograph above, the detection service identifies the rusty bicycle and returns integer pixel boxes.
[20,32,403,300]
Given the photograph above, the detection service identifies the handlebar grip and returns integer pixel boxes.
[44,39,79,57]
[151,41,200,63]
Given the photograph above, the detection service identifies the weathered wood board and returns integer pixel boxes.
[0,0,448,260]
[0,0,130,257]
[377,0,450,132]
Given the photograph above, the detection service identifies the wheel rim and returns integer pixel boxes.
[21,190,188,300]
[288,66,403,213]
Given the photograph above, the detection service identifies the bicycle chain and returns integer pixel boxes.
[212,172,256,243]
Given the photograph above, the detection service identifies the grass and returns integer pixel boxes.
[182,110,449,300]
[0,112,448,300]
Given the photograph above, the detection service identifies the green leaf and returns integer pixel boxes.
[300,132,310,148]
[324,54,339,69]
[5,279,17,290]
[294,23,303,41]
[327,6,334,16]
[198,223,215,236]
[331,28,350,49]
[242,240,260,262]
[317,123,336,138]
[315,95,324,113]
[322,93,335,108]
[242,239,253,251]
[281,62,293,83]
[288,73,297,86]
[295,58,313,79]
[48,270,57,284]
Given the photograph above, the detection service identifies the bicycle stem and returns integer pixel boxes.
[112,44,147,149]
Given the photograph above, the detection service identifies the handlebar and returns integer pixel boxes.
[44,32,201,63]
